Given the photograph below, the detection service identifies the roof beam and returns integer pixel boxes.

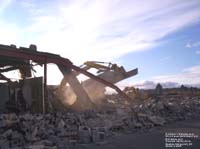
[0,66,18,73]
[0,73,11,82]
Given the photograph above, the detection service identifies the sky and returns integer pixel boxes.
[0,0,200,89]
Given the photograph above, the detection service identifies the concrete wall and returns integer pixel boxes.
[22,77,43,112]
[0,83,9,113]
[0,77,43,113]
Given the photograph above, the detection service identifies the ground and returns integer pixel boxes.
[86,119,200,149]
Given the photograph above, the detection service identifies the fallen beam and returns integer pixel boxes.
[59,67,93,110]
[0,44,133,110]
[70,65,132,102]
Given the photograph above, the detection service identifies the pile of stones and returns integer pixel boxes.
[0,111,111,149]
[0,95,200,148]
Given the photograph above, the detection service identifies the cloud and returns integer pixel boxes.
[0,0,13,14]
[134,80,180,89]
[13,0,200,64]
[135,81,157,89]
[196,50,200,54]
[131,80,200,89]
[0,0,22,44]
[186,41,200,48]
[119,65,200,89]
[0,23,20,44]
[152,65,200,85]
[1,0,200,85]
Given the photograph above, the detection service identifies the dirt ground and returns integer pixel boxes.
[86,119,200,149]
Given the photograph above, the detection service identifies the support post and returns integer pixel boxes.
[58,66,93,110]
[43,62,47,113]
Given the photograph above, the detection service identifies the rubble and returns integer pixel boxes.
[1,44,200,148]
[0,92,199,148]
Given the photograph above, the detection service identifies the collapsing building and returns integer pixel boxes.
[0,44,138,113]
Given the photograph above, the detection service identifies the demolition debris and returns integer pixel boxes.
[0,44,137,112]
[0,92,200,148]
[0,44,200,148]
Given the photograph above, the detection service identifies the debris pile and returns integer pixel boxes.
[131,95,200,126]
[0,93,200,148]
[0,112,110,149]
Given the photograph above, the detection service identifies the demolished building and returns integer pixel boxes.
[1,44,200,148]
[0,44,138,113]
